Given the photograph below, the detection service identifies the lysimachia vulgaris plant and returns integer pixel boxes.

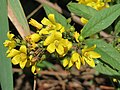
[2,0,120,90]
[4,13,101,74]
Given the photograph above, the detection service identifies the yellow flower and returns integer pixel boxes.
[69,52,81,69]
[80,17,88,24]
[29,18,43,29]
[74,31,80,42]
[30,33,41,42]
[41,14,64,33]
[63,52,81,70]
[7,45,28,69]
[81,45,101,67]
[7,31,14,40]
[44,31,72,55]
[31,63,40,75]
[3,32,16,53]
[63,58,69,67]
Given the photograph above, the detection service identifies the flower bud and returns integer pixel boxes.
[78,35,84,42]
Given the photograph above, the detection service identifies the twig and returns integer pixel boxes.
[27,5,42,19]
[33,75,37,90]
[39,70,70,76]
[100,85,115,90]
[35,0,62,13]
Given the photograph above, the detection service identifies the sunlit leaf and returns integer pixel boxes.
[67,2,96,19]
[81,4,120,38]
[86,39,120,71]
[0,0,13,90]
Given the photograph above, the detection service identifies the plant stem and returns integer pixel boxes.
[33,75,37,90]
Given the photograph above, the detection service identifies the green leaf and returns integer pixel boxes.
[81,4,120,38]
[0,0,13,90]
[115,19,120,34]
[95,60,120,76]
[43,4,70,29]
[9,0,30,35]
[86,39,120,71]
[67,2,97,19]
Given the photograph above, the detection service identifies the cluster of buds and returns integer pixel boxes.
[4,14,101,74]
[76,0,112,24]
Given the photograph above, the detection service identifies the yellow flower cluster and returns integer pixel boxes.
[3,32,16,53]
[29,14,72,56]
[4,14,73,74]
[63,45,101,69]
[4,14,101,74]
[4,32,40,74]
[76,0,111,24]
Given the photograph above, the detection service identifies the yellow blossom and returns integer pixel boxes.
[44,31,72,55]
[63,52,81,69]
[3,32,16,53]
[81,45,101,67]
[41,14,64,33]
[31,63,40,75]
[7,45,28,69]
[74,31,80,42]
[30,33,41,42]
[80,17,88,24]
[68,52,81,70]
[63,58,69,67]
[29,18,43,29]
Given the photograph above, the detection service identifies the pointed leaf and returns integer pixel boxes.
[81,4,120,38]
[67,2,97,19]
[86,39,120,71]
[95,60,120,76]
[8,0,30,37]
[115,19,120,34]
[0,0,13,90]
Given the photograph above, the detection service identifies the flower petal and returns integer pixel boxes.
[19,59,27,69]
[75,59,81,70]
[31,65,36,74]
[47,43,55,53]
[11,54,20,65]
[41,17,52,25]
[29,18,43,29]
[60,27,65,33]
[71,52,79,62]
[63,58,69,67]
[88,51,101,58]
[68,60,73,68]
[7,49,20,58]
[74,31,80,42]
[20,45,27,54]
[30,33,41,42]
[56,44,64,55]
[55,23,62,30]
[54,31,62,40]
[44,33,54,46]
[85,57,95,67]
[81,56,85,65]
[7,32,14,40]
[48,14,56,24]
[39,28,49,35]
[82,45,96,54]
